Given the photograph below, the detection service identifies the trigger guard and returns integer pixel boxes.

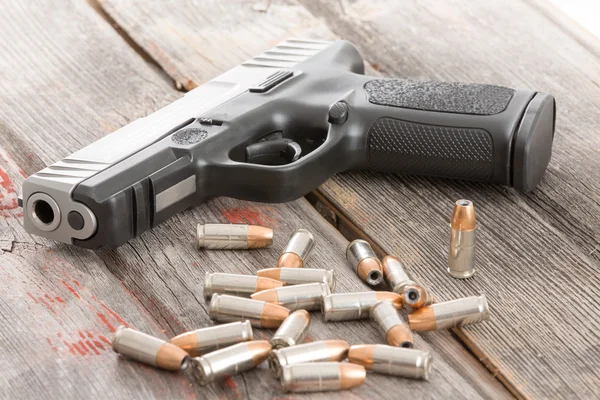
[245,138,302,166]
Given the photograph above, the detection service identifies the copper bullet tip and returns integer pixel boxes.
[403,284,433,309]
[277,252,303,268]
[347,345,375,369]
[261,303,290,329]
[357,258,384,286]
[248,225,273,248]
[324,340,350,360]
[451,199,476,231]
[170,331,199,356]
[386,325,414,348]
[374,291,403,308]
[255,277,284,292]
[246,340,272,366]
[251,288,279,303]
[339,363,367,389]
[256,268,282,280]
[407,306,436,332]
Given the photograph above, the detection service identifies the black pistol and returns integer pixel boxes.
[22,39,555,248]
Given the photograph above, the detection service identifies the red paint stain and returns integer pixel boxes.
[26,292,39,303]
[97,313,116,333]
[0,168,18,210]
[46,338,58,352]
[98,335,111,344]
[55,296,65,303]
[100,303,128,326]
[61,280,81,299]
[87,331,93,338]
[193,261,199,267]
[73,280,83,288]
[63,341,76,355]
[79,331,85,339]
[224,376,237,390]
[86,340,100,355]
[78,340,90,353]
[57,332,63,338]
[93,340,105,350]
[71,342,86,356]
[45,294,55,303]
[38,297,56,314]
[304,335,314,343]
[18,168,27,178]
[222,209,244,224]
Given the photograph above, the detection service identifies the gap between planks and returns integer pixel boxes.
[80,0,523,397]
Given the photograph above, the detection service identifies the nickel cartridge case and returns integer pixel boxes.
[203,272,282,299]
[408,295,490,331]
[209,294,289,329]
[251,282,330,311]
[370,301,414,348]
[197,223,273,249]
[277,229,315,268]
[381,255,416,293]
[448,200,476,278]
[348,344,432,380]
[170,321,253,357]
[257,267,336,291]
[191,340,271,385]
[280,362,366,392]
[322,291,402,322]
[112,326,190,371]
[270,310,311,349]
[269,340,349,378]
[403,284,434,309]
[346,239,384,286]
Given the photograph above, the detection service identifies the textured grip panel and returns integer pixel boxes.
[365,79,514,115]
[367,118,493,181]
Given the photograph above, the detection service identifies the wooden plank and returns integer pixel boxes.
[98,0,600,398]
[297,1,600,399]
[0,1,509,399]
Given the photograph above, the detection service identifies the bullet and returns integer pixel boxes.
[348,344,432,380]
[277,229,315,268]
[448,199,476,278]
[270,310,311,349]
[403,284,434,309]
[408,295,490,331]
[257,267,336,291]
[203,272,282,299]
[197,223,273,249]
[209,294,289,329]
[322,291,402,322]
[170,321,253,357]
[251,282,330,311]
[269,340,350,378]
[381,255,416,294]
[190,340,271,385]
[370,301,414,348]
[280,362,366,392]
[346,239,384,286]
[111,326,190,371]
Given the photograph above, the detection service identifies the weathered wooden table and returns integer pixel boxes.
[1,1,598,399]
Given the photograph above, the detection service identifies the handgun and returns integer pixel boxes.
[21,39,555,248]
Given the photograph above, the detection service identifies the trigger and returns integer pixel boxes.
[245,138,302,165]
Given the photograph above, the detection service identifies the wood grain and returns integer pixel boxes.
[98,0,600,398]
[0,0,509,399]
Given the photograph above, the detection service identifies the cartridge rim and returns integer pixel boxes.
[191,356,213,386]
[111,325,126,352]
[268,349,286,378]
[196,224,204,248]
[479,294,490,321]
[321,294,333,321]
[419,351,434,380]
[208,293,220,320]
[241,320,254,341]
[270,336,296,349]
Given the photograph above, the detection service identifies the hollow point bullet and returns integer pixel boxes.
[348,344,432,380]
[280,362,366,392]
[197,223,273,249]
[370,301,414,348]
[346,239,384,286]
[448,199,477,278]
[191,340,271,385]
[209,294,289,329]
[170,321,253,357]
[403,284,434,309]
[270,309,311,349]
[277,229,315,268]
[257,267,336,291]
[203,272,282,299]
[269,340,350,378]
[251,281,330,311]
[381,255,416,294]
[112,326,190,371]
[408,295,490,331]
[322,291,402,322]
